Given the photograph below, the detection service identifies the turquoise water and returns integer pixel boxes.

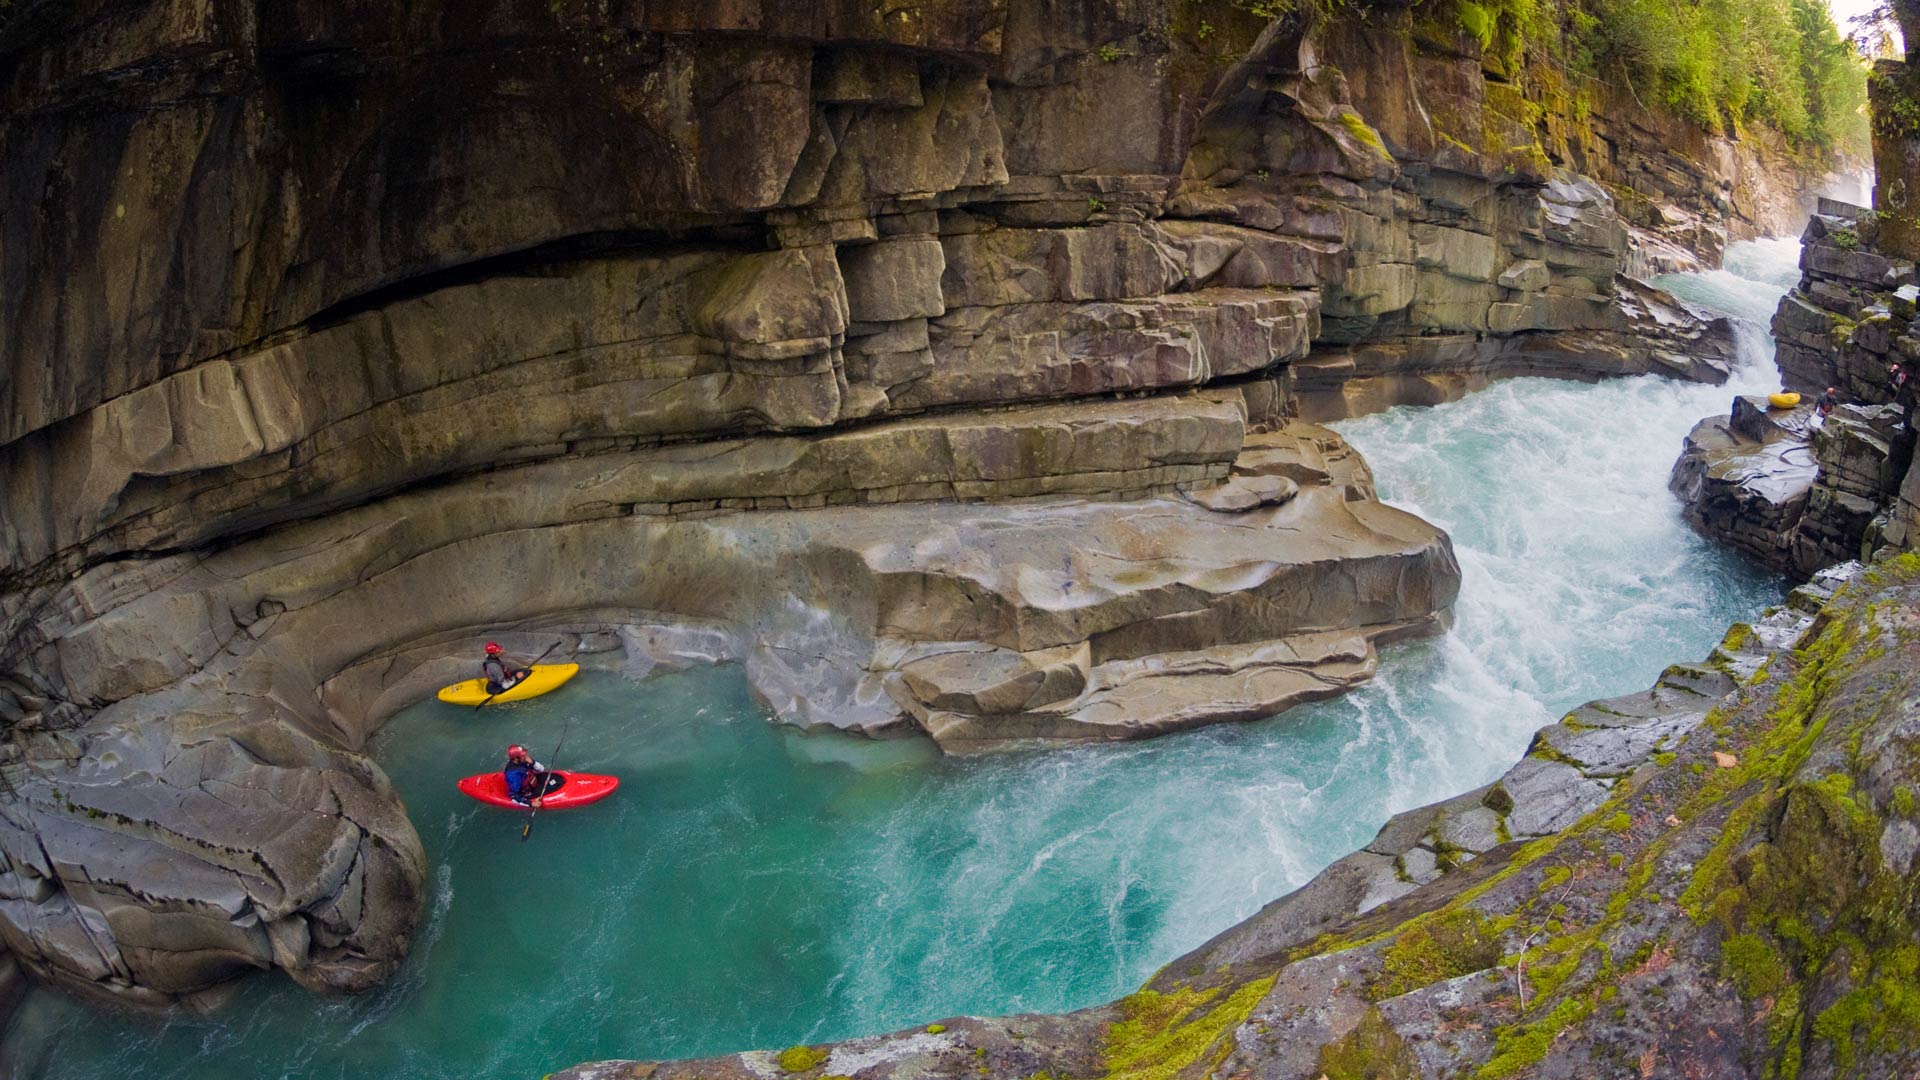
[2,243,1791,1079]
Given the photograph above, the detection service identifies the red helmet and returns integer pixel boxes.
[508,744,527,758]
[485,642,502,654]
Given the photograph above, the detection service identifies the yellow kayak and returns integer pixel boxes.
[437,663,580,706]
[1768,392,1802,409]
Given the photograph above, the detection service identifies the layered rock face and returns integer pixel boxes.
[1673,206,1920,578]
[561,556,1920,1080]
[0,0,1829,1006]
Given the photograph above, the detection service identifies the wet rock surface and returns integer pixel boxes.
[1671,396,1822,573]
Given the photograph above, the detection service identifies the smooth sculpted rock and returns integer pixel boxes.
[0,710,424,1007]
[0,416,1459,999]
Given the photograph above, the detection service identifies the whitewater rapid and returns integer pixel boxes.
[1,240,1794,1080]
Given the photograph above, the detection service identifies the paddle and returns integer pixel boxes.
[522,717,572,842]
[474,640,563,711]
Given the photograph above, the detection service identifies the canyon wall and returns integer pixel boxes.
[0,0,1837,1007]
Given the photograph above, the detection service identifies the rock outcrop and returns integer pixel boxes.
[1674,205,1920,579]
[558,555,1920,1080]
[0,0,1840,1005]
[1671,395,1823,574]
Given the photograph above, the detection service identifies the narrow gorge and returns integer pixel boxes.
[2,1,1917,1078]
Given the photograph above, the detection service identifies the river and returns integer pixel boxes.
[0,239,1797,1079]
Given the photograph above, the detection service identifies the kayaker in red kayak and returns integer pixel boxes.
[482,642,531,695]
[502,744,551,807]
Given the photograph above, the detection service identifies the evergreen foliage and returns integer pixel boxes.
[1481,0,1871,154]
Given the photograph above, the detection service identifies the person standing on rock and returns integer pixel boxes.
[1894,364,1917,427]
[1817,386,1840,422]
[482,642,531,694]
[503,744,548,808]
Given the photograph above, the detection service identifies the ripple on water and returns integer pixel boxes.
[4,241,1794,1080]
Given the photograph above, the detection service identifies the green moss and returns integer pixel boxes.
[1371,908,1502,1000]
[1809,948,1920,1066]
[1527,741,1580,767]
[1455,0,1495,48]
[1317,1005,1422,1080]
[1482,783,1515,815]
[1605,812,1631,834]
[1894,785,1915,818]
[925,1024,947,1034]
[776,1046,830,1073]
[1653,752,1677,768]
[1522,945,1584,1001]
[1722,932,1789,998]
[1103,977,1275,1080]
[1720,622,1754,652]
[1478,998,1591,1079]
[1335,110,1393,161]
[1430,836,1471,874]
[1661,566,1920,1074]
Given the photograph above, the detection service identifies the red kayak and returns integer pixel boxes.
[456,770,620,810]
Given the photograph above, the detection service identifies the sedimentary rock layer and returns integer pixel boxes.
[0,0,1833,1005]
[0,413,1458,1004]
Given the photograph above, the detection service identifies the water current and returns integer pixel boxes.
[2,239,1799,1079]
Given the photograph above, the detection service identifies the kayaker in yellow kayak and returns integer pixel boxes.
[482,642,532,695]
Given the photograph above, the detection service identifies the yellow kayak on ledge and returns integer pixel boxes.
[437,663,581,706]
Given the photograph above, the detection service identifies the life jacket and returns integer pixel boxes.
[503,763,536,800]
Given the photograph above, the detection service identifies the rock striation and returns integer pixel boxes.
[559,555,1920,1080]
[0,0,1840,1005]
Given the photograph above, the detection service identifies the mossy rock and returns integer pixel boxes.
[776,1045,830,1073]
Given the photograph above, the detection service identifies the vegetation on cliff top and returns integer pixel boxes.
[1575,0,1868,153]
[1489,0,1869,154]
[1416,0,1868,155]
